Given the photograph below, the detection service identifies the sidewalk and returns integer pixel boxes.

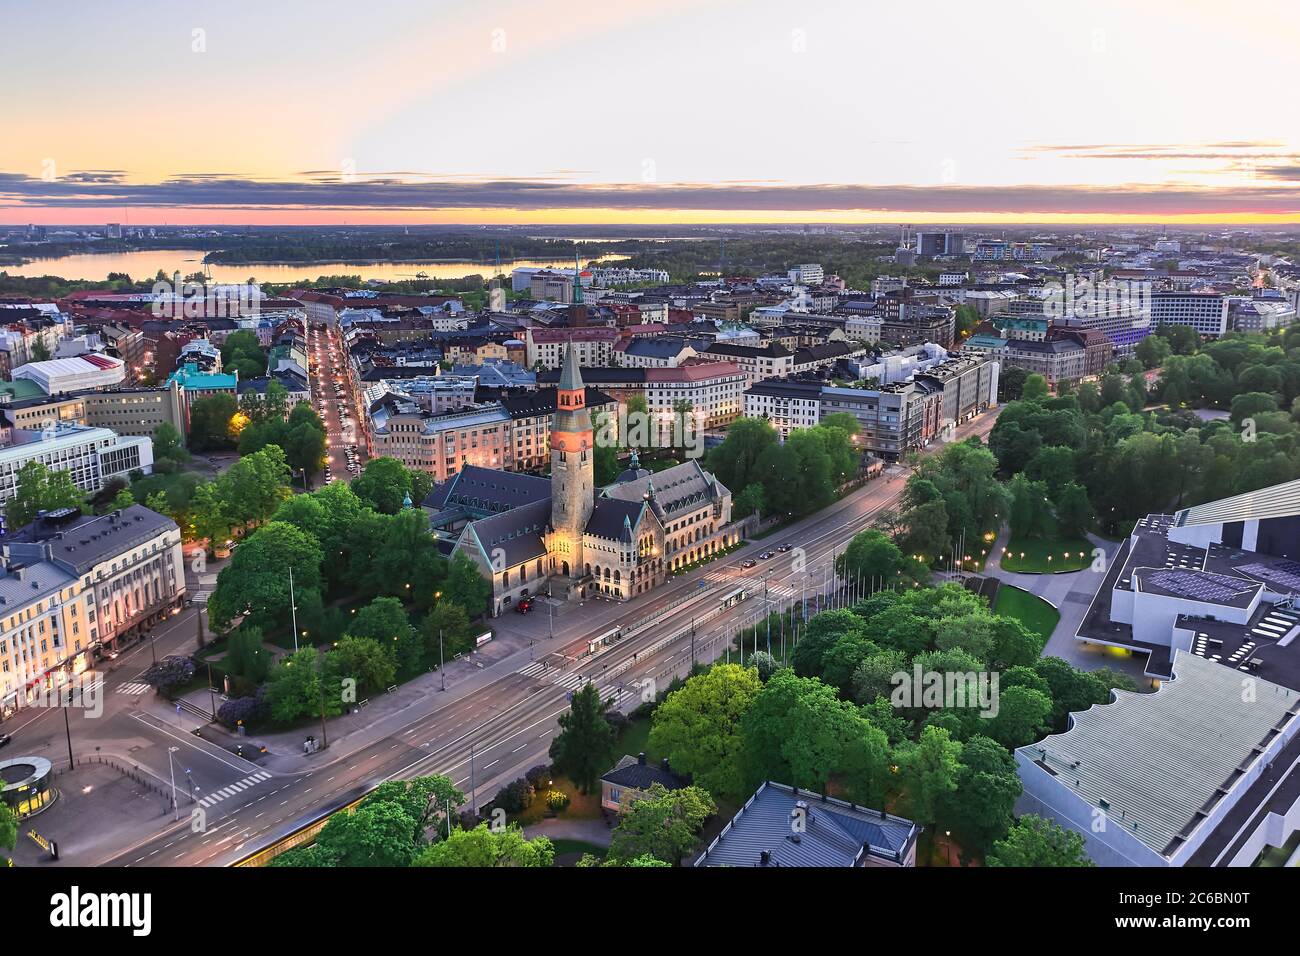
[983,525,1145,676]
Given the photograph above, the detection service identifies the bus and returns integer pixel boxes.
[719,586,750,610]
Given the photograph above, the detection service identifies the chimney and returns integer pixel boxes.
[637,752,646,766]
[759,850,770,866]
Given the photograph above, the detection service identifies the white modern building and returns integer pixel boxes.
[12,354,126,395]
[1015,651,1300,867]
[0,424,153,510]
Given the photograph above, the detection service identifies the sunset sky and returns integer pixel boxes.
[3,0,1298,225]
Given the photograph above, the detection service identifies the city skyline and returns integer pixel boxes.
[3,0,1299,226]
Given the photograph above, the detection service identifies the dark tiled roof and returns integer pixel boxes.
[601,754,686,791]
[3,505,179,575]
[464,498,551,568]
[538,366,647,386]
[423,465,551,513]
[584,498,644,542]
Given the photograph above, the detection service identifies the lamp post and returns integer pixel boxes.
[439,629,446,691]
[62,689,75,769]
[289,565,299,653]
[167,746,179,821]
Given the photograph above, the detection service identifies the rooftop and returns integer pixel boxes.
[695,781,918,867]
[1018,651,1300,859]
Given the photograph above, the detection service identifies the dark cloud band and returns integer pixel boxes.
[1,171,1298,215]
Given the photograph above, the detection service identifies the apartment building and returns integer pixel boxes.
[81,388,183,438]
[5,505,185,655]
[645,361,746,429]
[369,388,616,481]
[1149,291,1229,338]
[615,336,699,368]
[0,558,86,718]
[914,355,998,426]
[820,382,941,460]
[525,327,619,369]
[743,379,824,439]
[703,342,794,386]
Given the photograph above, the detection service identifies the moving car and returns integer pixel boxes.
[740,559,757,569]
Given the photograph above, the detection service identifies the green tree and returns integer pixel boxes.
[413,823,554,867]
[740,669,891,805]
[188,393,240,451]
[894,724,963,828]
[837,529,907,585]
[363,775,465,845]
[607,784,716,865]
[986,814,1094,867]
[152,422,188,463]
[986,685,1052,749]
[328,635,397,696]
[1021,374,1050,401]
[351,457,414,514]
[548,682,617,795]
[443,551,492,618]
[263,647,342,725]
[109,487,136,511]
[648,663,762,803]
[940,735,1022,863]
[5,460,83,529]
[422,601,475,660]
[208,521,324,632]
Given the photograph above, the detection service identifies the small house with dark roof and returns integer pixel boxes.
[601,752,687,812]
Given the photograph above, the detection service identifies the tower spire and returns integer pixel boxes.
[573,250,584,304]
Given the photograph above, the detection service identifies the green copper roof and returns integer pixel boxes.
[558,343,584,392]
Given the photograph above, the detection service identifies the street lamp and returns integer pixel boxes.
[167,746,180,821]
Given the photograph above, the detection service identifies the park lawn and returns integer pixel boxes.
[1000,535,1093,573]
[994,585,1060,645]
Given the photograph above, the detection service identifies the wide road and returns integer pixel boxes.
[307,320,367,485]
[93,408,1001,868]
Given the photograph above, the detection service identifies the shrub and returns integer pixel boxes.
[525,764,553,789]
[545,790,570,813]
[142,656,196,695]
[216,687,267,729]
[490,777,534,815]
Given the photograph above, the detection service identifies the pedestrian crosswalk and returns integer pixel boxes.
[198,770,272,808]
[516,659,586,692]
[553,672,586,691]
[116,681,151,696]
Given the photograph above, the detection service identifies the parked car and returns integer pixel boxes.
[0,733,11,749]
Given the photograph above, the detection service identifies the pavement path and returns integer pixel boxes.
[983,525,1148,680]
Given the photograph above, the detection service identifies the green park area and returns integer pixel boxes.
[1000,535,1094,573]
[993,586,1060,644]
